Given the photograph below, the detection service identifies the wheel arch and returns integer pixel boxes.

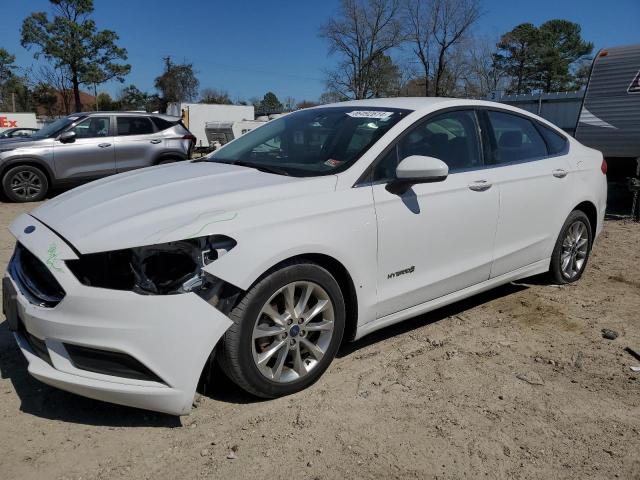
[1,158,55,187]
[573,200,598,238]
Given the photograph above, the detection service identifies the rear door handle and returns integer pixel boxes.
[150,139,162,144]
[552,169,568,178]
[98,143,111,148]
[468,180,492,192]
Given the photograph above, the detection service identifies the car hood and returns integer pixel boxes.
[31,161,337,254]
[0,137,51,150]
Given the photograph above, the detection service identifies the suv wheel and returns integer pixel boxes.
[2,165,49,202]
[219,261,346,398]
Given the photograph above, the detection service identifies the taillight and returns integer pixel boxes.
[183,134,196,142]
[601,158,608,175]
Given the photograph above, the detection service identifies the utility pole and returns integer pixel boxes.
[11,92,16,112]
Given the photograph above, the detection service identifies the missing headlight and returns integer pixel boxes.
[66,235,236,295]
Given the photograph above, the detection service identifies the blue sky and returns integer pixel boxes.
[2,0,639,102]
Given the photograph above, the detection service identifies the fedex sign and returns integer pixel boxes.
[0,113,37,133]
[0,117,18,128]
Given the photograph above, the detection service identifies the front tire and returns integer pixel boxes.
[550,210,592,284]
[219,261,345,398]
[2,165,49,202]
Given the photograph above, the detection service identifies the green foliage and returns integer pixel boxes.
[0,49,32,111]
[21,0,130,112]
[494,23,539,94]
[118,84,148,110]
[258,92,283,113]
[495,20,593,94]
[96,92,117,110]
[154,57,199,110]
[0,48,17,81]
[536,20,593,92]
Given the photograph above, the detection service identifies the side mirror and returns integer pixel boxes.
[386,155,449,195]
[58,130,76,143]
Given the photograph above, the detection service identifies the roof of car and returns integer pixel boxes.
[74,111,181,121]
[320,97,534,113]
[324,97,455,110]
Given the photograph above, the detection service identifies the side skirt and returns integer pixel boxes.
[353,258,550,341]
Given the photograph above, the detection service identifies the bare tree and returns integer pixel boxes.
[34,64,74,115]
[404,0,481,96]
[283,96,296,111]
[404,0,435,95]
[461,36,505,97]
[320,0,403,99]
[200,88,232,104]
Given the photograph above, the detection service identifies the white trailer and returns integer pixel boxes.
[166,103,254,148]
[0,112,38,134]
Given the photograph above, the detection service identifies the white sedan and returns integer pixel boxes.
[3,98,607,415]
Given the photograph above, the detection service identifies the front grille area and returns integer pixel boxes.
[8,243,65,307]
[64,343,165,384]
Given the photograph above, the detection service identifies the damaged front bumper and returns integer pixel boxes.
[5,214,233,415]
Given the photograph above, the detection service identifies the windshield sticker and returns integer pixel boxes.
[324,159,342,168]
[346,111,394,119]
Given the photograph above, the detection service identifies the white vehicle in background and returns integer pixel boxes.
[166,102,255,149]
[4,98,606,415]
[205,119,266,147]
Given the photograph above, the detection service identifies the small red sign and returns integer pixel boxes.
[0,117,19,128]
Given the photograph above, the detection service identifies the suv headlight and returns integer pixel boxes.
[66,235,236,295]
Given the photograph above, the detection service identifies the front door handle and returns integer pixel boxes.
[552,169,568,178]
[468,180,492,192]
[150,139,162,144]
[98,143,111,148]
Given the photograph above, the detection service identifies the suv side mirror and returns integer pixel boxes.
[386,155,449,195]
[58,130,76,144]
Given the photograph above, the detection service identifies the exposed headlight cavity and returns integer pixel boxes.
[66,235,236,295]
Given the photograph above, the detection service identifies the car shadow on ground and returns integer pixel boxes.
[0,322,181,427]
[337,281,529,358]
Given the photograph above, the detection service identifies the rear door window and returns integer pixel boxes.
[117,117,155,136]
[487,111,548,164]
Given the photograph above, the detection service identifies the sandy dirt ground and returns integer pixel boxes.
[0,200,638,480]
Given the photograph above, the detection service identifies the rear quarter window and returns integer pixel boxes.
[151,117,177,131]
[538,124,568,155]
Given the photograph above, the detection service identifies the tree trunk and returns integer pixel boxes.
[72,71,81,113]
[435,49,446,96]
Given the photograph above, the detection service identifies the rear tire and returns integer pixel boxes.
[218,261,345,398]
[2,165,49,202]
[550,210,592,284]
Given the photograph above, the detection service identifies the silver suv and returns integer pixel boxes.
[0,112,195,202]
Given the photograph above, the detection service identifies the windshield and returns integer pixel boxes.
[208,106,410,176]
[32,116,85,139]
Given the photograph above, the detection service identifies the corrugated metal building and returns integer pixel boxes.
[492,91,584,135]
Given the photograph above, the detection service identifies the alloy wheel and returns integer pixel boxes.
[560,221,589,279]
[10,170,43,201]
[251,281,335,383]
